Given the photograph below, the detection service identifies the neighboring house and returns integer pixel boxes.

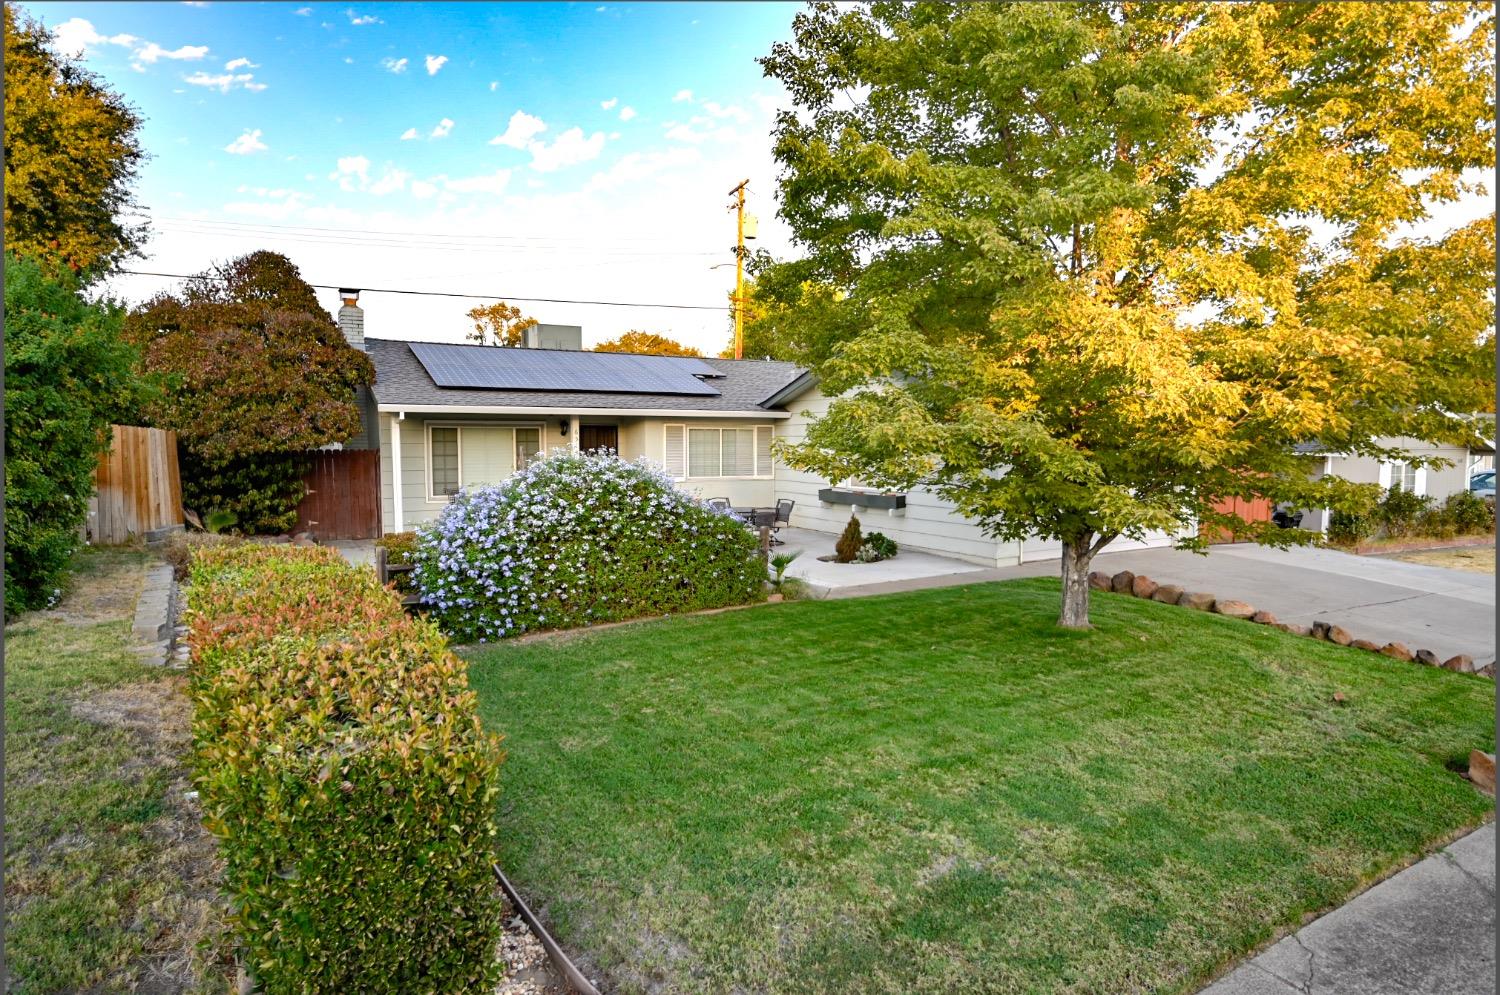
[334,291,1176,565]
[1295,431,1496,534]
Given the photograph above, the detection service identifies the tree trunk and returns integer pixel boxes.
[1058,536,1094,629]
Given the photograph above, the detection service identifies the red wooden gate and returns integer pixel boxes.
[295,449,382,539]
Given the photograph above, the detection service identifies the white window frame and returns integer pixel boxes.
[665,424,775,481]
[425,421,545,503]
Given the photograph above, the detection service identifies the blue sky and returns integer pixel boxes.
[24,1,804,351]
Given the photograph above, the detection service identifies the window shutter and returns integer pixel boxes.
[1414,466,1427,497]
[664,424,686,479]
[756,426,773,477]
[1378,461,1392,489]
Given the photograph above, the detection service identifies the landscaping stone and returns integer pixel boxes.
[1130,575,1158,599]
[1351,639,1381,652]
[1469,751,1496,795]
[1442,654,1474,673]
[1152,584,1183,605]
[1087,571,1112,592]
[1310,620,1331,640]
[1177,591,1215,611]
[1250,610,1277,625]
[1414,649,1440,667]
[1380,642,1415,662]
[1110,570,1136,594]
[1276,622,1312,637]
[1326,625,1353,647]
[1214,599,1255,620]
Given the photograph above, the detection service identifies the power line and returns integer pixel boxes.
[125,212,702,246]
[114,269,732,311]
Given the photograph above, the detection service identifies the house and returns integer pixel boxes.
[335,291,1177,565]
[1294,429,1496,534]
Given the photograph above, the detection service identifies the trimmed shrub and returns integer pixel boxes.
[834,514,864,563]
[1377,484,1431,538]
[186,544,504,994]
[182,449,306,536]
[1442,490,1495,535]
[4,254,147,615]
[411,451,764,642]
[858,531,899,562]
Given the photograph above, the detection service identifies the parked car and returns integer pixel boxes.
[1470,470,1495,498]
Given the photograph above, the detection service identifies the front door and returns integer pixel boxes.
[580,424,619,454]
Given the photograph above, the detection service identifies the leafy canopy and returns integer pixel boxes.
[465,300,539,347]
[761,1,1496,621]
[4,6,146,278]
[595,330,702,357]
[4,254,150,615]
[125,251,374,460]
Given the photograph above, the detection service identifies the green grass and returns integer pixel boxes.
[4,550,230,994]
[466,579,1495,995]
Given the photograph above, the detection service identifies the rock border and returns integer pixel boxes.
[1088,570,1495,679]
[131,563,178,668]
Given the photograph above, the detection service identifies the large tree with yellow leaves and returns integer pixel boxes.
[762,1,1495,627]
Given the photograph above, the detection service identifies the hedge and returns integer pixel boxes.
[186,543,504,993]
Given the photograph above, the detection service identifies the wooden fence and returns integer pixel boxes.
[92,425,183,544]
[295,449,383,540]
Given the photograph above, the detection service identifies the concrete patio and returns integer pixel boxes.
[773,527,998,593]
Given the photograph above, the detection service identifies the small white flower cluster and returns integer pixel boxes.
[411,449,762,641]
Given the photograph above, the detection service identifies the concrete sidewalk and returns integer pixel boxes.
[1200,822,1495,995]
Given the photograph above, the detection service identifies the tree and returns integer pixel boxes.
[4,254,150,615]
[761,2,1496,628]
[595,330,702,357]
[721,267,846,361]
[125,251,375,533]
[4,6,146,278]
[466,300,539,347]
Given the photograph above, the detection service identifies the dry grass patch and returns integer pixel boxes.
[1389,546,1495,573]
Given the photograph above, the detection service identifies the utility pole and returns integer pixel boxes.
[728,178,749,359]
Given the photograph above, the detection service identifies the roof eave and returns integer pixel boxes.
[759,370,818,409]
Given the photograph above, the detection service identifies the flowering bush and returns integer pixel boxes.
[856,531,899,562]
[412,450,764,641]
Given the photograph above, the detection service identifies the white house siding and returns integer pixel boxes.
[1299,439,1474,534]
[770,388,1015,567]
[632,416,778,507]
[380,413,547,533]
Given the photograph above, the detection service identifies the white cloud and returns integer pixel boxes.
[135,41,211,63]
[601,97,618,110]
[489,81,499,92]
[411,179,438,199]
[369,167,410,196]
[329,155,371,190]
[344,56,354,64]
[618,106,636,122]
[490,110,547,148]
[347,7,382,25]
[400,127,419,140]
[184,71,265,93]
[672,89,693,103]
[528,128,606,172]
[583,146,700,193]
[294,7,312,14]
[425,54,448,75]
[701,100,749,122]
[664,118,739,145]
[52,18,214,69]
[224,129,268,155]
[182,2,210,7]
[430,117,454,139]
[444,169,512,195]
[224,57,259,70]
[382,57,408,74]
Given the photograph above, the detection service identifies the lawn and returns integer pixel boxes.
[4,550,230,994]
[466,578,1495,995]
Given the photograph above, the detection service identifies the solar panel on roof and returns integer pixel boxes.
[659,356,724,377]
[409,342,722,396]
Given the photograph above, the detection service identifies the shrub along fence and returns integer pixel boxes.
[186,544,504,993]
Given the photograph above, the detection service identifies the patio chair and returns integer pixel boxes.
[769,498,795,544]
[706,497,733,515]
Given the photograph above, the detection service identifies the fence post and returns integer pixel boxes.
[375,544,388,584]
[759,526,771,566]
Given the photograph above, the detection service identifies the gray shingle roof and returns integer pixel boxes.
[366,338,807,413]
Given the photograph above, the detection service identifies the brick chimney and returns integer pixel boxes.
[337,288,364,351]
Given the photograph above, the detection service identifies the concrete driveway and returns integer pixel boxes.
[1068,543,1495,665]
